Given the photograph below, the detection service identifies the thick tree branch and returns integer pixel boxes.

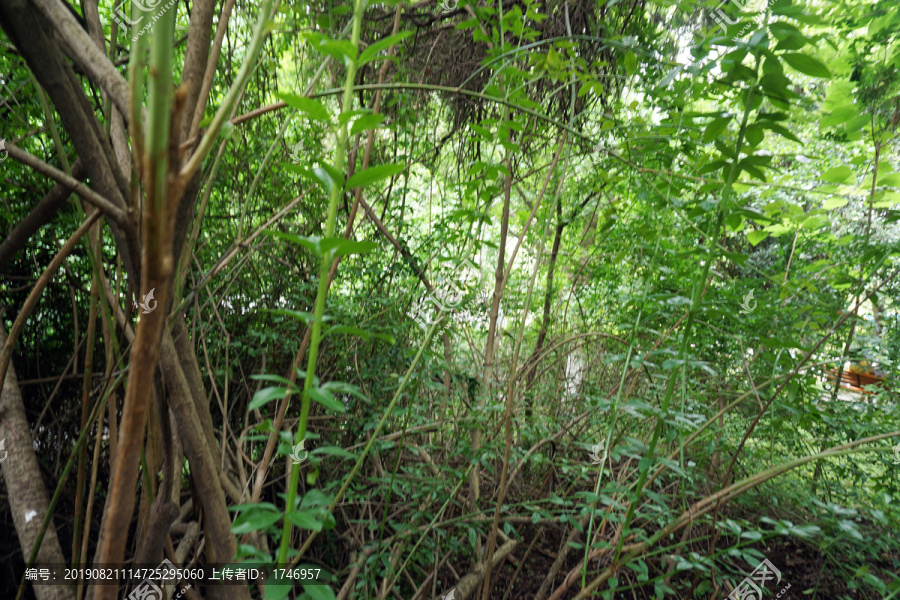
[30,0,131,124]
[5,142,128,226]
[0,0,139,281]
[0,325,74,600]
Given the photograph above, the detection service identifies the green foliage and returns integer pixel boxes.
[3,0,900,597]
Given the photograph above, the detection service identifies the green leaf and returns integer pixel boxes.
[358,31,413,65]
[235,543,271,561]
[759,73,795,106]
[628,558,649,582]
[624,51,637,76]
[267,309,319,326]
[322,381,369,403]
[770,22,809,50]
[748,230,769,246]
[781,53,831,78]
[231,506,282,534]
[821,166,854,184]
[745,124,765,146]
[760,122,801,143]
[702,116,732,144]
[789,524,821,538]
[303,584,336,600]
[838,519,864,541]
[304,32,357,66]
[267,231,323,255]
[229,501,280,513]
[350,113,387,136]
[346,163,406,189]
[319,237,377,258]
[877,172,900,187]
[337,109,371,129]
[312,445,357,459]
[265,571,292,600]
[822,197,848,210]
[250,373,297,387]
[277,93,331,123]
[309,387,346,413]
[314,164,339,194]
[299,489,333,508]
[249,387,291,411]
[287,509,325,531]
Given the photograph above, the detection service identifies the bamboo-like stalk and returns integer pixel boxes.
[4,143,127,225]
[186,81,595,152]
[572,432,900,600]
[287,317,446,568]
[179,0,277,185]
[91,1,177,591]
[482,130,570,597]
[276,0,367,567]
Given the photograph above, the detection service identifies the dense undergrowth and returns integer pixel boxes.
[1,0,900,598]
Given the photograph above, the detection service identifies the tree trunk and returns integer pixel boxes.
[0,324,75,600]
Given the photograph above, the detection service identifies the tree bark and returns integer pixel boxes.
[0,0,139,282]
[159,330,248,600]
[0,324,75,600]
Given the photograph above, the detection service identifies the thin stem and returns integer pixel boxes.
[612,56,762,565]
[276,0,366,568]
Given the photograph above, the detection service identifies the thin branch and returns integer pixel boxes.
[5,142,128,226]
[0,210,102,389]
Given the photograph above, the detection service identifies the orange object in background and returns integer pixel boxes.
[848,360,874,375]
[826,367,885,394]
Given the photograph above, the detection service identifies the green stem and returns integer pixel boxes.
[286,317,444,568]
[276,0,366,568]
[612,57,762,565]
[180,0,277,183]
